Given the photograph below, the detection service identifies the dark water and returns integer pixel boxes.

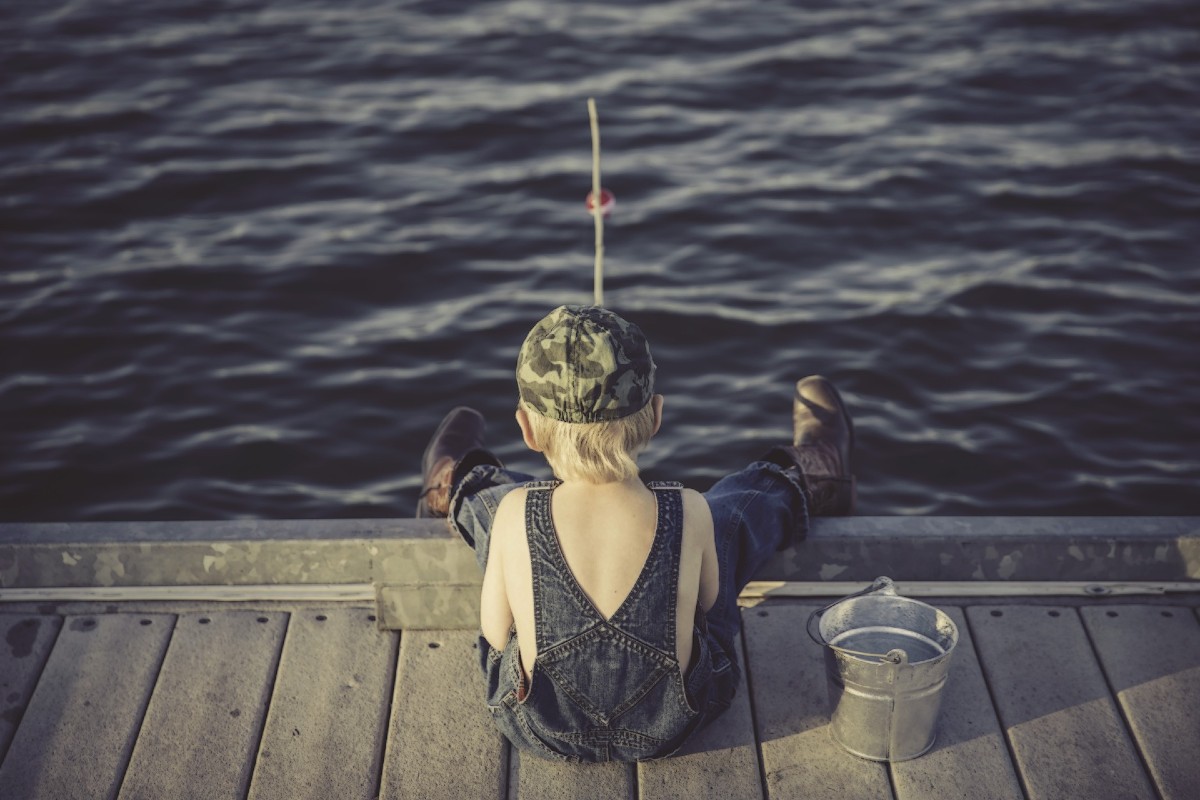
[3,0,1199,521]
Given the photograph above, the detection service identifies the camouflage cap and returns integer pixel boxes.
[516,305,656,423]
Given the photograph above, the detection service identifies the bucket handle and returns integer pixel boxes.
[806,577,908,665]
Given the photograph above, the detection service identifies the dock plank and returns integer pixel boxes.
[510,750,634,800]
[1081,605,1200,800]
[968,605,1156,800]
[0,613,173,800]
[248,608,397,800]
[118,611,287,800]
[637,639,763,800]
[0,613,62,764]
[741,605,891,800]
[380,630,506,800]
[890,606,1022,800]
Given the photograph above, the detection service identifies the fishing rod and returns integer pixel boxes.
[586,98,614,306]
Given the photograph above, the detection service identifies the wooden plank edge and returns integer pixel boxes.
[741,580,1200,599]
[0,584,377,603]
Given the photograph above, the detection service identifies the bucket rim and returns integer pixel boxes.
[807,577,958,664]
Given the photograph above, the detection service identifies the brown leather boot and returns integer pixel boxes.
[416,407,498,518]
[781,375,856,515]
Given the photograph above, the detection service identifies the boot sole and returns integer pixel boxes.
[794,376,856,472]
[417,406,484,518]
[821,380,855,451]
[421,406,484,473]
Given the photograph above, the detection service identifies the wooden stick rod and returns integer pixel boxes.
[588,97,604,306]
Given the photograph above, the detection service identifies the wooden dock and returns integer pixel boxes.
[2,596,1198,800]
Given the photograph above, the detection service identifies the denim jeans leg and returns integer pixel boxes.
[448,464,539,572]
[702,461,809,655]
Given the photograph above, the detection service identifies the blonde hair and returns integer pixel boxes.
[522,399,657,483]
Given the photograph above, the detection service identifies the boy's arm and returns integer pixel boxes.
[480,492,519,651]
[687,489,720,612]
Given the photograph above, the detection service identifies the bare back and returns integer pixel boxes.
[481,480,718,682]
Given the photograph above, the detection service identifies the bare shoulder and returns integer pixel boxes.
[679,487,714,549]
[495,485,528,518]
[681,488,713,529]
[491,486,528,548]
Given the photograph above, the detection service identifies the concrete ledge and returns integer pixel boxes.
[3,518,1198,628]
[3,517,1198,585]
[0,519,470,597]
[764,516,1200,582]
[0,519,416,545]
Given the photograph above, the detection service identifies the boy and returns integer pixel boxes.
[416,305,854,763]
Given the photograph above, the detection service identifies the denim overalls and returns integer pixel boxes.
[450,460,808,763]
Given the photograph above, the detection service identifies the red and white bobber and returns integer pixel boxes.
[585,188,615,218]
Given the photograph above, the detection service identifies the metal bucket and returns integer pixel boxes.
[807,576,958,762]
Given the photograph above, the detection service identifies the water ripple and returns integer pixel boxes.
[2,0,1198,519]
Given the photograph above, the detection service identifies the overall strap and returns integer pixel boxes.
[610,482,684,654]
[523,481,598,652]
